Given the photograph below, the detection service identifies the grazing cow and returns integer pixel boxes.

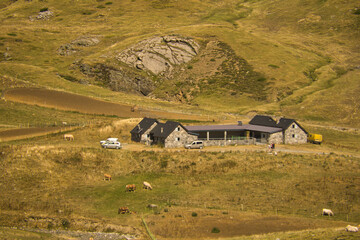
[147,204,158,209]
[322,208,334,216]
[64,134,74,141]
[118,207,130,214]
[345,225,358,232]
[143,181,152,190]
[125,184,136,192]
[130,105,138,112]
[104,174,112,181]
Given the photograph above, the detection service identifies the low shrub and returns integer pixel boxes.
[40,7,48,12]
[61,219,70,229]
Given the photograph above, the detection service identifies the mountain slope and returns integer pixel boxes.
[0,0,359,126]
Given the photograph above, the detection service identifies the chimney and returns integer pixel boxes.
[161,127,163,133]
[238,121,242,126]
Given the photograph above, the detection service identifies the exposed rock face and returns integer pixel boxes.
[75,61,155,96]
[117,35,200,76]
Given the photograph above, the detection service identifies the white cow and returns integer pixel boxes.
[345,225,358,232]
[143,181,152,190]
[322,208,334,216]
[64,134,74,141]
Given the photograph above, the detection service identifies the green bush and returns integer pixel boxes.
[40,7,49,12]
[61,219,70,229]
[191,212,198,217]
[268,64,280,69]
[160,160,168,168]
[211,227,220,233]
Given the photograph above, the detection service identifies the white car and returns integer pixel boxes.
[185,141,204,149]
[100,138,122,149]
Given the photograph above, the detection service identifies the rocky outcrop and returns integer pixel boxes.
[117,35,200,76]
[74,61,155,96]
[58,36,100,56]
[73,35,199,96]
[29,10,54,21]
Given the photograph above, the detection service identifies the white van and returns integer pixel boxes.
[185,141,204,149]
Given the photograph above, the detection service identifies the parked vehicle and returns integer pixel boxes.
[100,138,119,145]
[100,138,122,149]
[308,133,323,144]
[185,141,204,149]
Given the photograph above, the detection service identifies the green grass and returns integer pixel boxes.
[0,227,56,240]
[0,121,359,238]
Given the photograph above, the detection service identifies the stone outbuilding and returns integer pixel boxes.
[277,118,308,144]
[130,118,158,145]
[249,115,308,144]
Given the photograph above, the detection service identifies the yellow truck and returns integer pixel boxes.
[308,133,323,144]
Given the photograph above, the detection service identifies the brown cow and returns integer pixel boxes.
[125,184,136,192]
[104,174,112,181]
[118,207,130,214]
[64,134,74,141]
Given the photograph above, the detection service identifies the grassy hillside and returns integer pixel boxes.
[0,0,359,126]
[0,120,359,239]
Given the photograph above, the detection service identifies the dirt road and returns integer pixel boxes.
[4,87,204,120]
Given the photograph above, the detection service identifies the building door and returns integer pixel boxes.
[261,133,267,143]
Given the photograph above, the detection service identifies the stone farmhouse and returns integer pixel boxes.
[130,118,197,148]
[131,115,307,148]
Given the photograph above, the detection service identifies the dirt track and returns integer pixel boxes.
[146,208,345,239]
[4,87,203,120]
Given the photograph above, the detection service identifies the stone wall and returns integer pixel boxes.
[284,123,307,144]
[201,138,256,146]
[140,122,158,145]
[268,131,283,144]
[164,126,197,148]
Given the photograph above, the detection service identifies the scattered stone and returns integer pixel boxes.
[58,36,101,56]
[4,52,11,61]
[29,10,54,21]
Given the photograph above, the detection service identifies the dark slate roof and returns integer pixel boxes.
[151,121,180,138]
[249,115,278,127]
[185,124,282,134]
[277,118,308,134]
[130,117,158,135]
[151,121,197,138]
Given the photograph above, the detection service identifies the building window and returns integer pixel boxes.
[292,124,296,128]
[176,127,180,131]
[176,137,180,141]
[292,134,296,138]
